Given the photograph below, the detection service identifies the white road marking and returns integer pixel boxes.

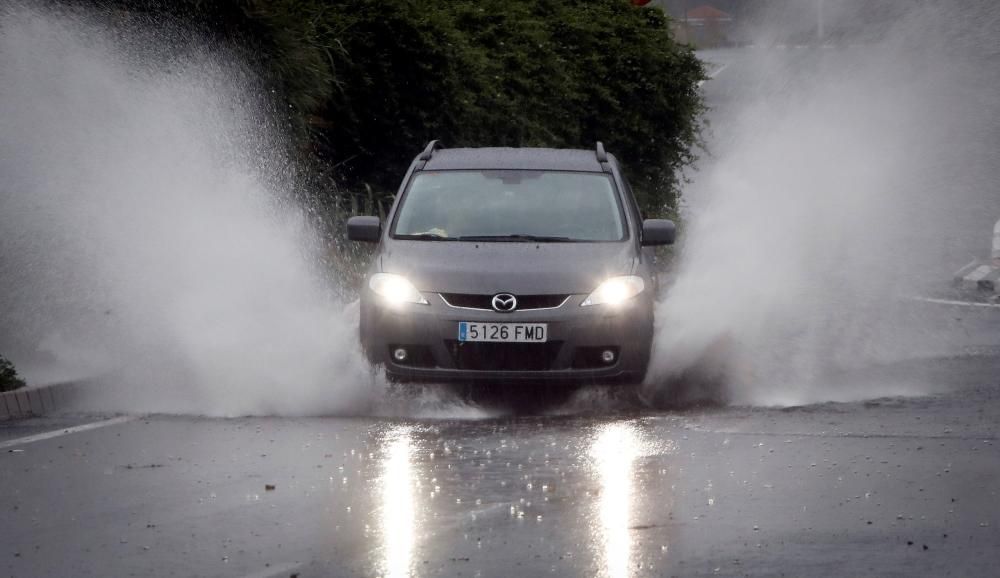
[0,415,136,450]
[698,63,729,87]
[909,296,1000,309]
[241,562,303,578]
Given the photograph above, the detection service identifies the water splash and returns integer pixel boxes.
[646,2,1000,407]
[0,5,375,416]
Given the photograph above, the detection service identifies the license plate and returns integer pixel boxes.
[458,322,548,343]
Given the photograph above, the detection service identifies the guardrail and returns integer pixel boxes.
[0,382,85,419]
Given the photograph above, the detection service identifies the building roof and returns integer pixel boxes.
[686,5,733,21]
[423,147,605,172]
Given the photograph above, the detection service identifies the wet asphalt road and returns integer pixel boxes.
[2,302,1000,578]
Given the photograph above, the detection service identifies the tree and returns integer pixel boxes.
[0,355,26,392]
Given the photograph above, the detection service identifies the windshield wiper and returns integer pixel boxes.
[395,233,456,241]
[456,234,576,243]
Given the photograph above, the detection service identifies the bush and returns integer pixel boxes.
[71,0,705,215]
[0,355,26,392]
[299,0,707,216]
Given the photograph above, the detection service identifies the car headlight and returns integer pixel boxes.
[369,273,428,306]
[581,276,645,307]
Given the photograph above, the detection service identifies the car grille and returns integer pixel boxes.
[439,293,569,311]
[446,340,563,371]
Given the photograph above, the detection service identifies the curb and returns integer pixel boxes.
[0,381,86,420]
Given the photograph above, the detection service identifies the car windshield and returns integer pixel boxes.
[392,170,625,242]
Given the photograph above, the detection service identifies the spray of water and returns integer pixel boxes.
[0,5,382,416]
[645,1,1000,407]
[4,3,995,417]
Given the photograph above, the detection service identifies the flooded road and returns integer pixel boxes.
[3,345,1000,577]
[4,298,1000,577]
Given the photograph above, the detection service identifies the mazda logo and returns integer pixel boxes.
[491,293,517,312]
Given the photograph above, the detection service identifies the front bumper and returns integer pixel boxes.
[360,292,653,385]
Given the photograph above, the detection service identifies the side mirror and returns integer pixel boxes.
[347,216,381,243]
[641,219,675,246]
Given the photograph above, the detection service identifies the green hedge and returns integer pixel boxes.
[72,0,705,216]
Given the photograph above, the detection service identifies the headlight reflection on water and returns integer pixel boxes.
[379,427,416,578]
[590,422,642,578]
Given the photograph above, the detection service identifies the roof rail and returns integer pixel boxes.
[595,141,608,163]
[418,140,443,161]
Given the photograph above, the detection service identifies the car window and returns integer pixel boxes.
[392,170,625,242]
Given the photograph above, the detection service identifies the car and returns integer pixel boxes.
[346,141,675,386]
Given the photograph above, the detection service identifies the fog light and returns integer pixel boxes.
[393,348,408,362]
[601,349,616,364]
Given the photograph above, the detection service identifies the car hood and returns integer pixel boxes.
[379,240,636,294]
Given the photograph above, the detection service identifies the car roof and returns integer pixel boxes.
[422,147,607,172]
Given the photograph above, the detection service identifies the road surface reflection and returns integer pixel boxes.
[369,418,670,577]
[379,426,416,578]
[590,421,642,578]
